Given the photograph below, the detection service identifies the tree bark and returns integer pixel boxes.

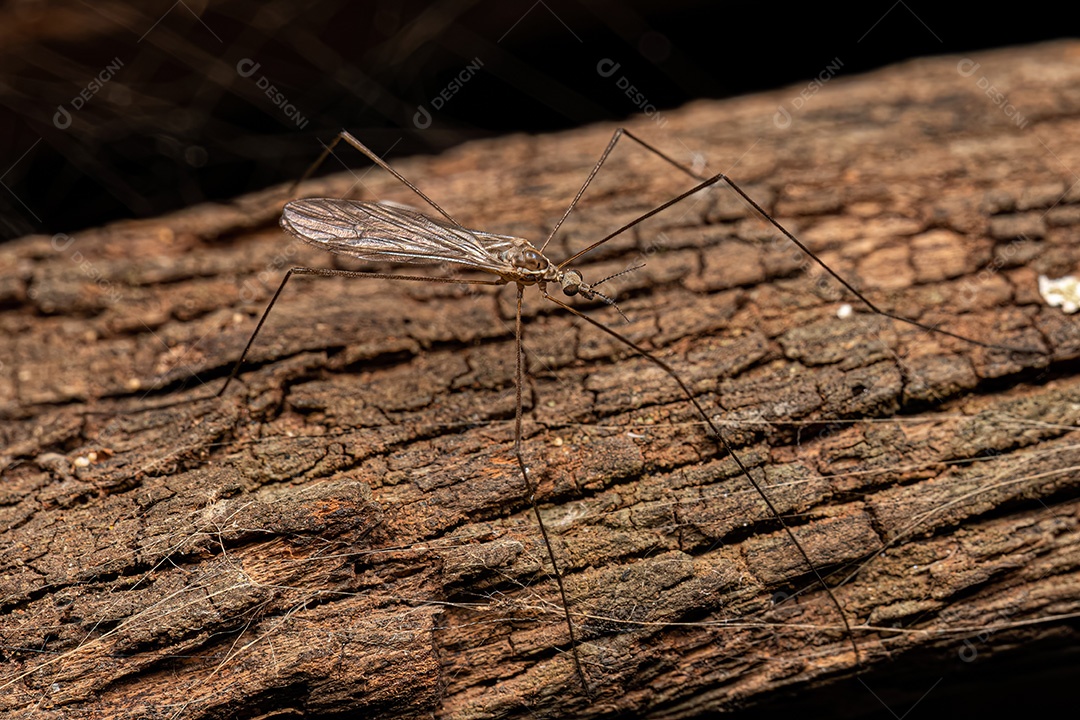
[2,42,1080,719]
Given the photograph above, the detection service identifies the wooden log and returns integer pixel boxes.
[2,41,1079,719]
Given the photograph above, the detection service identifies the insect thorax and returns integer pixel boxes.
[500,239,594,298]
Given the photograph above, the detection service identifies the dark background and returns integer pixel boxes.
[0,0,1067,241]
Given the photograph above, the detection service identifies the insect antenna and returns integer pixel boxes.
[585,266,642,324]
[593,263,646,289]
[591,288,630,324]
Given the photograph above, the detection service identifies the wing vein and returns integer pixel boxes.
[280,198,519,275]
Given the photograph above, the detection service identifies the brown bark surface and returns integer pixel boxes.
[3,42,1080,719]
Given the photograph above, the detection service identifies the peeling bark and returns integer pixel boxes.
[2,42,1080,719]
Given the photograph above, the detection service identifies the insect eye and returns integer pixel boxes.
[561,270,583,296]
[514,249,546,271]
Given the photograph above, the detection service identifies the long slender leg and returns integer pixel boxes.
[512,284,591,694]
[559,171,725,268]
[539,128,703,253]
[291,130,460,226]
[218,267,503,397]
[543,291,862,665]
[555,148,1043,357]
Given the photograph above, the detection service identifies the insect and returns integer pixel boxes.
[219,129,1045,697]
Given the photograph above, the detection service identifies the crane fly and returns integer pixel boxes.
[220,129,1043,696]
[278,197,615,304]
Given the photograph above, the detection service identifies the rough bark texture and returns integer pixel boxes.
[2,42,1080,719]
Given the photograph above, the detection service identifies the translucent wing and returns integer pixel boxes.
[280,198,519,276]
